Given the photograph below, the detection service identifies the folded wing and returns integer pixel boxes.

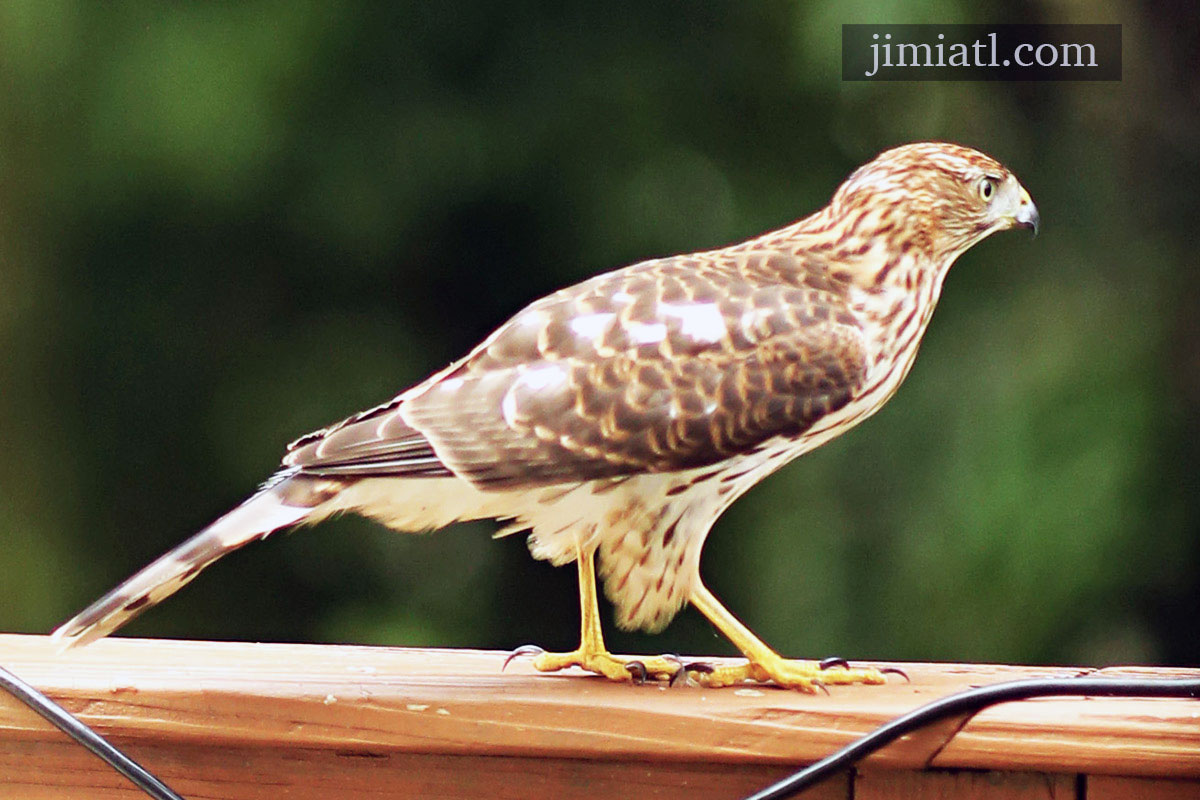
[285,251,867,489]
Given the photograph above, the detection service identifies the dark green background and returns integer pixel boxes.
[2,2,1197,668]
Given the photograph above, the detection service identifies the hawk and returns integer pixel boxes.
[54,142,1038,690]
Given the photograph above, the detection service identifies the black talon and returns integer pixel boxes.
[819,656,850,670]
[683,661,715,675]
[502,644,545,672]
[625,661,649,684]
[881,666,910,682]
[812,679,831,695]
[658,654,689,687]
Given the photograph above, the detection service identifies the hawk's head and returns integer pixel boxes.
[832,142,1039,261]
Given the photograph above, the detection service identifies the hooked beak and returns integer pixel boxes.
[1013,187,1040,237]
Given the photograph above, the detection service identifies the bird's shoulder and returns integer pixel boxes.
[458,247,862,374]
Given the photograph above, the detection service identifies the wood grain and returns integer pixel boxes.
[1087,776,1200,800]
[856,770,1076,800]
[0,739,850,800]
[0,635,1197,799]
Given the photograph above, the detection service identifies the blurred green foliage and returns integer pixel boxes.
[1,1,1197,668]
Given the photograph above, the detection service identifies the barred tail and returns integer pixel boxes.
[51,472,341,650]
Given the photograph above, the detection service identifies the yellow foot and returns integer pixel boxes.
[697,654,901,692]
[503,645,687,683]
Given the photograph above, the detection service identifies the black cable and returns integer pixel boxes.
[742,675,1200,800]
[0,662,186,800]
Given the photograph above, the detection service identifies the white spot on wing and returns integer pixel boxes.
[568,312,615,341]
[661,303,726,344]
[517,364,568,391]
[627,321,667,345]
[502,364,568,426]
[501,391,518,425]
[739,308,774,341]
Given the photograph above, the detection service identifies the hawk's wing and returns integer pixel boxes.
[284,251,866,488]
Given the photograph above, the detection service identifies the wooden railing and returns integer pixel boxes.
[0,634,1196,798]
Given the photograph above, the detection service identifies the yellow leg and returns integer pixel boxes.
[688,580,888,692]
[525,545,684,682]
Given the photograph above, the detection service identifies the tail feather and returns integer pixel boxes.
[52,473,339,650]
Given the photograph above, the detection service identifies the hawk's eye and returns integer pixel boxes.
[978,176,999,201]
